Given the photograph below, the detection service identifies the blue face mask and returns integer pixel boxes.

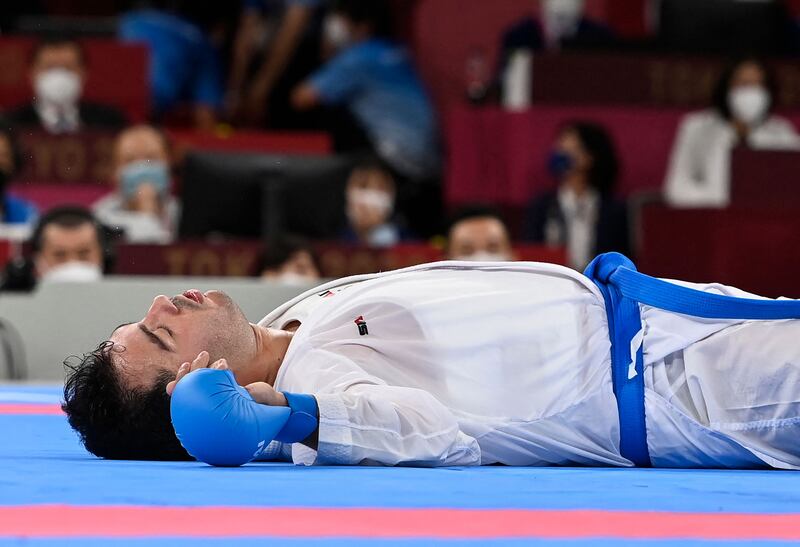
[547,150,574,180]
[119,160,170,198]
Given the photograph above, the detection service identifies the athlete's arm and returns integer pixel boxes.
[281,349,482,467]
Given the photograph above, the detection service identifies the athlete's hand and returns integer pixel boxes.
[166,351,228,396]
[244,382,287,407]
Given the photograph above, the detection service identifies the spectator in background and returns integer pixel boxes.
[0,206,111,292]
[291,0,440,183]
[340,158,411,248]
[119,5,227,129]
[231,0,327,128]
[0,125,37,224]
[524,121,629,272]
[6,36,127,134]
[445,205,514,261]
[259,236,321,285]
[664,56,800,208]
[92,125,179,244]
[501,0,615,55]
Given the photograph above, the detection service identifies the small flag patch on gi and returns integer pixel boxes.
[354,316,369,336]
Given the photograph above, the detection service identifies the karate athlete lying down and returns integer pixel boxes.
[63,254,800,469]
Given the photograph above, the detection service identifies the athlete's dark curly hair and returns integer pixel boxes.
[62,341,190,461]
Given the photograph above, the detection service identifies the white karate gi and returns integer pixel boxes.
[258,261,800,469]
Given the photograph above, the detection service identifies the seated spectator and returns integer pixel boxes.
[445,205,514,261]
[92,125,179,244]
[0,125,37,224]
[291,0,440,182]
[259,236,321,285]
[501,0,615,54]
[340,158,411,248]
[524,122,629,272]
[664,56,800,208]
[6,36,127,134]
[0,206,112,292]
[119,6,225,129]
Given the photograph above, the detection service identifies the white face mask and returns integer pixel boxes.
[728,85,770,126]
[323,14,352,50]
[34,68,83,106]
[452,251,512,262]
[543,0,585,38]
[347,188,394,219]
[39,261,102,284]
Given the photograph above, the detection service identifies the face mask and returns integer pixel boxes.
[39,261,102,284]
[547,150,574,179]
[34,68,82,106]
[366,223,399,248]
[453,251,512,262]
[323,14,352,50]
[119,160,170,199]
[347,188,394,220]
[543,0,584,38]
[728,86,770,126]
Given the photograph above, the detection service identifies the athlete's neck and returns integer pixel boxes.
[250,324,294,386]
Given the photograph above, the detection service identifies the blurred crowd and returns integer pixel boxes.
[0,0,799,291]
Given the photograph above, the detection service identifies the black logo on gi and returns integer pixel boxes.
[354,315,369,336]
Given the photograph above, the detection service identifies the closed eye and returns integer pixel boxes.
[138,323,172,352]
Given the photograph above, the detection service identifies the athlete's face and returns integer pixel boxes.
[109,290,256,389]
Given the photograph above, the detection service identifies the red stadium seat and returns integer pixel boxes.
[8,183,109,212]
[167,129,332,156]
[637,203,800,298]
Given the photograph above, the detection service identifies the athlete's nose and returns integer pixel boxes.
[144,295,179,323]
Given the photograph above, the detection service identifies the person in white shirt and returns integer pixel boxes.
[92,125,180,243]
[63,258,800,469]
[664,56,800,208]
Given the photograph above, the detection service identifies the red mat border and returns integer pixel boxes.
[0,404,62,415]
[2,506,799,539]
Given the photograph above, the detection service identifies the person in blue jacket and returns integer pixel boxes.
[290,0,440,183]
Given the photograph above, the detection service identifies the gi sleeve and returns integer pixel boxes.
[281,349,481,467]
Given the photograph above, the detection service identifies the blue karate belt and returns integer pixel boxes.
[584,252,800,467]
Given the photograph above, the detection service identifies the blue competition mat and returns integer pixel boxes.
[2,385,800,546]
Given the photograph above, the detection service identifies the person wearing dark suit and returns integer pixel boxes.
[5,36,127,134]
[524,121,630,271]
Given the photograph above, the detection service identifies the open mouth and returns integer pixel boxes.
[182,290,204,304]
